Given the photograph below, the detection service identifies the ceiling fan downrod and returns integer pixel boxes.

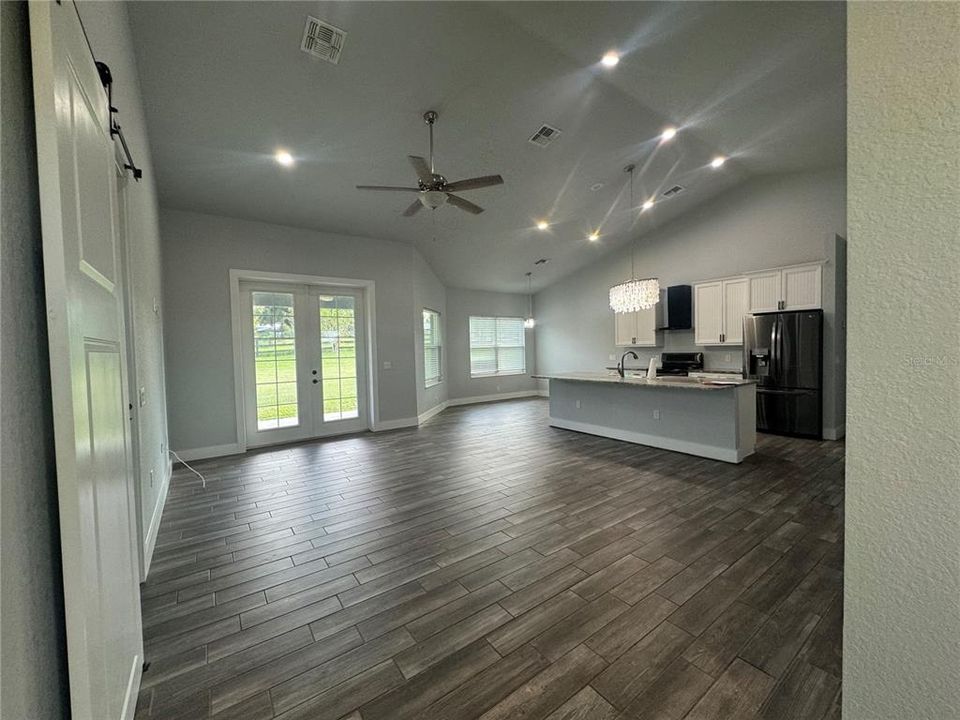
[424,110,438,174]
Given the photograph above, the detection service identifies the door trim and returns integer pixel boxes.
[229,269,379,453]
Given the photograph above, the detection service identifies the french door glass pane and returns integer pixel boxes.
[319,295,359,422]
[252,291,299,430]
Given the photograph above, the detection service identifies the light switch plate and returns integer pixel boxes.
[138,387,147,407]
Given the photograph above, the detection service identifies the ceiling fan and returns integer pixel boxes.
[356,110,504,216]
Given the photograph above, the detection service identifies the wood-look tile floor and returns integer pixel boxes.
[135,398,844,720]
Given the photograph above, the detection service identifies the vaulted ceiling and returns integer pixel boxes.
[128,1,845,292]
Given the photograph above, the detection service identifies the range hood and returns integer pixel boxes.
[657,285,693,330]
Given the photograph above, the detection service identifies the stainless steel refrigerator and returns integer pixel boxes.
[743,309,823,439]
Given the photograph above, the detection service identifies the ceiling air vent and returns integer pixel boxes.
[662,185,686,199]
[528,124,562,148]
[300,16,346,65]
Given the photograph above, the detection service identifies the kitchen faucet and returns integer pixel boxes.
[617,351,639,378]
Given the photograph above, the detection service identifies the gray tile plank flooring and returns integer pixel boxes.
[134,399,843,719]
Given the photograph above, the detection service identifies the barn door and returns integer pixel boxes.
[30,2,144,718]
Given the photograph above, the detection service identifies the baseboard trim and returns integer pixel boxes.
[141,458,172,579]
[548,416,751,464]
[823,424,845,440]
[417,401,448,425]
[447,390,542,407]
[173,443,243,462]
[372,416,419,432]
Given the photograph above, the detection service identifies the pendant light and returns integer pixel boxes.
[524,272,535,328]
[609,164,660,313]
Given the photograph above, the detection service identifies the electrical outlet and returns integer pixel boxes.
[153,297,160,316]
[138,387,147,407]
[496,384,501,392]
[382,361,392,370]
[575,400,581,409]
[724,353,732,363]
[608,354,615,361]
[653,408,661,420]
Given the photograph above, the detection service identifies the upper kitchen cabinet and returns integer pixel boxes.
[747,263,822,312]
[614,304,663,347]
[694,279,747,345]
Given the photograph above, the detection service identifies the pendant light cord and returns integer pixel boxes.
[627,165,636,279]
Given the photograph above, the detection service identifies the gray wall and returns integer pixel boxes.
[0,2,69,716]
[534,168,847,436]
[845,3,960,718]
[446,288,538,401]
[160,208,422,451]
[413,250,448,416]
[78,0,170,574]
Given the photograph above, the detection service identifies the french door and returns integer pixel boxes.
[240,283,367,446]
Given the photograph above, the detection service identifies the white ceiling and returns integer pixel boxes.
[127,1,845,293]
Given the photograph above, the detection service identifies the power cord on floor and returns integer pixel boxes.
[169,449,206,489]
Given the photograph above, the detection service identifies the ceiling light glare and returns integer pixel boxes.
[660,127,677,142]
[710,155,726,169]
[536,220,550,230]
[588,231,600,242]
[601,51,620,68]
[641,199,655,211]
[275,151,294,167]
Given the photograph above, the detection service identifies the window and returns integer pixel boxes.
[252,291,299,430]
[423,309,442,387]
[469,316,526,377]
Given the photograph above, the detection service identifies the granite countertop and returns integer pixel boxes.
[532,372,757,390]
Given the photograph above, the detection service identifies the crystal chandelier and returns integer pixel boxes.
[610,164,660,314]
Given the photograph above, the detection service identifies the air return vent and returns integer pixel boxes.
[662,185,686,198]
[300,16,346,64]
[528,124,562,148]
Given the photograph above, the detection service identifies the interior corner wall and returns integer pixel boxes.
[413,250,448,416]
[845,3,960,719]
[533,168,847,434]
[0,2,70,717]
[77,0,170,573]
[445,287,538,401]
[160,209,420,453]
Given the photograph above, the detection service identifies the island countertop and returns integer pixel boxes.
[532,372,756,390]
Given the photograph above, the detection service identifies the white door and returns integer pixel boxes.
[30,3,143,719]
[242,283,367,447]
[782,264,822,310]
[748,270,782,313]
[614,310,638,346]
[694,282,723,345]
[721,278,749,345]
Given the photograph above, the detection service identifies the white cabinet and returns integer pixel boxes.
[722,277,749,345]
[694,282,723,345]
[613,304,663,347]
[747,264,821,312]
[782,264,822,310]
[695,278,749,346]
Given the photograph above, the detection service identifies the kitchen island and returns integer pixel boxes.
[533,372,757,463]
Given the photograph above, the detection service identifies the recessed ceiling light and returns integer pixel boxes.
[588,231,600,242]
[275,150,294,167]
[642,199,655,211]
[601,51,620,68]
[710,155,726,169]
[660,127,677,142]
[536,220,550,230]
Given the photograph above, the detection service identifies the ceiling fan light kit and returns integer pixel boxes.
[356,110,503,216]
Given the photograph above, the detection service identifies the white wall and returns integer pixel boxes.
[79,0,170,575]
[0,2,69,715]
[845,4,960,719]
[446,288,538,401]
[161,209,423,452]
[534,168,847,436]
[413,250,448,417]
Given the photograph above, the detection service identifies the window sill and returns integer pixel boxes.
[470,371,527,379]
[424,379,443,389]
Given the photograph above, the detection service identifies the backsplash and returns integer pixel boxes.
[614,329,744,371]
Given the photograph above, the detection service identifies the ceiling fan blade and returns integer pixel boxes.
[356,185,421,192]
[446,193,484,215]
[444,174,504,192]
[408,156,433,184]
[402,199,423,217]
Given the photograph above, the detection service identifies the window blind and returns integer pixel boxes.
[469,316,525,377]
[423,309,442,387]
